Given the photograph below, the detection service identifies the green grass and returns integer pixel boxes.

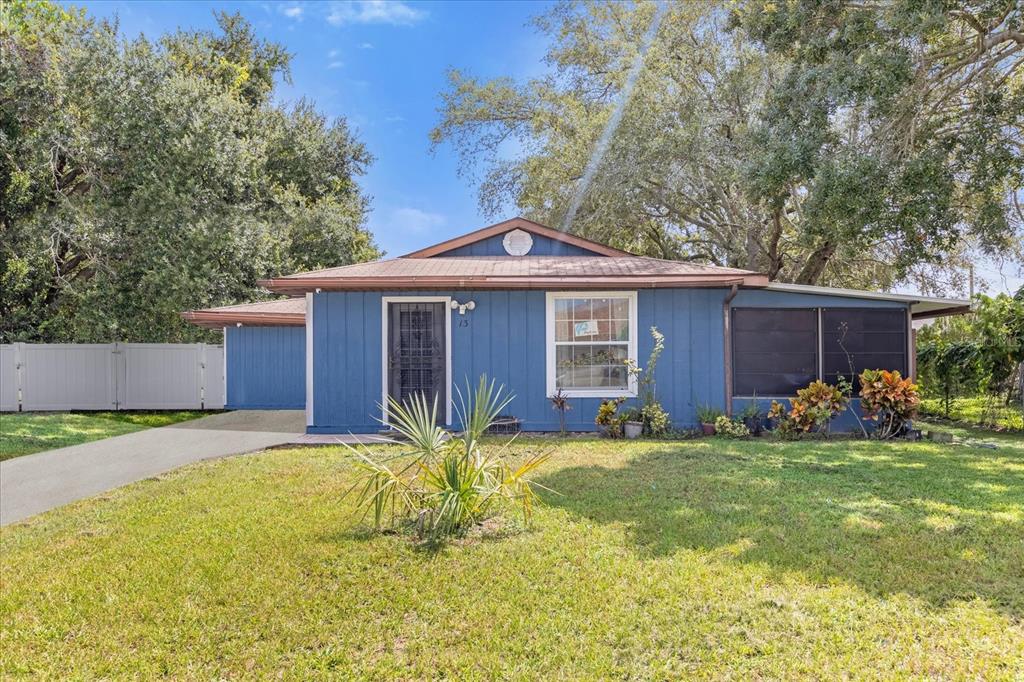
[2,435,1023,678]
[0,411,209,460]
[921,396,1024,431]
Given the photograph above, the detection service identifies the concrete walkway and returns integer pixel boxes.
[0,410,304,526]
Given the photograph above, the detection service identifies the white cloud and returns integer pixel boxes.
[359,42,374,49]
[326,1,426,26]
[280,4,303,19]
[392,208,445,233]
[384,115,404,123]
[328,60,344,69]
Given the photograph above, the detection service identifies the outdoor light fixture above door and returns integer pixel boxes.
[450,299,476,315]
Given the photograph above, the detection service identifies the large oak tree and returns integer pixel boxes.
[1,2,379,342]
[431,0,1022,292]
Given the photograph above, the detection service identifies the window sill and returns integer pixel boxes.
[550,389,637,399]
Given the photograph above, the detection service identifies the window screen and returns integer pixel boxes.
[732,308,818,396]
[822,308,907,385]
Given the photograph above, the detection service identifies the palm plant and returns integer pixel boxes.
[344,376,551,541]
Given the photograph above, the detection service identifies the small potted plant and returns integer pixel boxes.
[696,404,723,436]
[740,399,763,436]
[622,407,644,439]
[595,398,625,438]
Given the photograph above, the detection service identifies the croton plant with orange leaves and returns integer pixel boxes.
[858,369,920,439]
[768,380,851,434]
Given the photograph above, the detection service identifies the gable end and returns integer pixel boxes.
[403,217,630,258]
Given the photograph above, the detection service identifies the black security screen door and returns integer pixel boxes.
[387,301,446,421]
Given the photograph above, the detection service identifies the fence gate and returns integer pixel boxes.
[0,343,224,412]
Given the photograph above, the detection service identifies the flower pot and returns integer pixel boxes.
[624,421,643,439]
[701,422,716,436]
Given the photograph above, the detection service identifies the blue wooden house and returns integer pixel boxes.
[184,218,969,433]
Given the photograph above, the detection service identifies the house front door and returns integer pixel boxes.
[386,301,447,422]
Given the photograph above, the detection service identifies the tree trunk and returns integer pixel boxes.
[794,241,836,284]
[765,208,784,279]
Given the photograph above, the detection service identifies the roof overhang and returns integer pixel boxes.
[259,273,771,295]
[763,283,971,319]
[181,310,304,329]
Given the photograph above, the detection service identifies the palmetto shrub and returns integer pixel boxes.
[343,376,551,541]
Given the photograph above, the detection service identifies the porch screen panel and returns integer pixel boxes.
[821,308,907,385]
[732,308,818,396]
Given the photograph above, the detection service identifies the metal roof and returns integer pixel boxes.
[763,282,971,319]
[259,256,767,293]
[181,298,305,328]
[181,218,972,326]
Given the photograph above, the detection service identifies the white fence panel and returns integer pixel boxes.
[4,343,229,411]
[0,344,18,411]
[121,344,203,410]
[21,344,117,411]
[202,344,225,409]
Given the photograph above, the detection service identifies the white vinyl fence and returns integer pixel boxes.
[0,343,224,411]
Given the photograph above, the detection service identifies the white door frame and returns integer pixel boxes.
[380,296,452,426]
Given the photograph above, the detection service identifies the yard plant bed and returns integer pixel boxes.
[0,411,209,460]
[2,436,1022,678]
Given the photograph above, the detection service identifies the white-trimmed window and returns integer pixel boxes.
[546,292,638,398]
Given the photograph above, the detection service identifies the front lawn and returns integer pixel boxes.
[0,411,209,460]
[2,435,1022,678]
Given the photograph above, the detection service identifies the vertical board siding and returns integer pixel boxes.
[226,326,305,409]
[436,233,605,257]
[311,289,729,433]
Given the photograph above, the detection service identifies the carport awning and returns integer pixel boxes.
[182,298,305,329]
[763,283,971,319]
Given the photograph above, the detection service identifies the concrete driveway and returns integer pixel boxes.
[1,410,304,526]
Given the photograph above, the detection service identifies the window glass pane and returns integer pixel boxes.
[591,298,612,320]
[555,321,571,342]
[611,298,629,319]
[554,299,573,320]
[555,342,628,390]
[572,299,591,320]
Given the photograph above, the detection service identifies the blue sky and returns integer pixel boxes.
[79,0,551,257]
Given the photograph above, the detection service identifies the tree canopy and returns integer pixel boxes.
[1,1,379,343]
[431,0,1023,292]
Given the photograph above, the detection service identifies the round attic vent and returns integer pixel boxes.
[502,229,533,256]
